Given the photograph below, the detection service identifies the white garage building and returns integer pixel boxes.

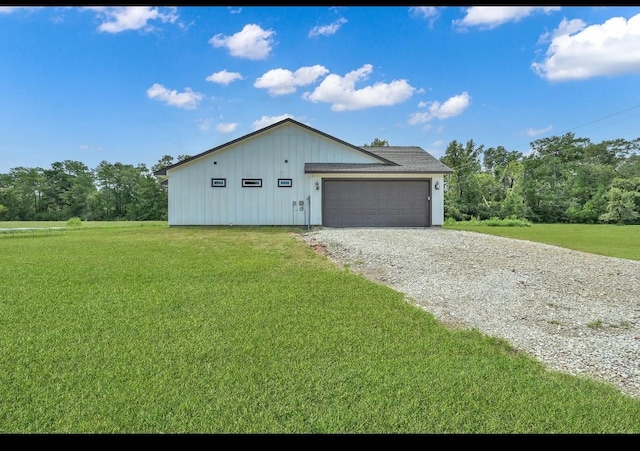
[154,118,453,227]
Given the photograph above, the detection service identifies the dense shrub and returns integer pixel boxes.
[66,217,83,227]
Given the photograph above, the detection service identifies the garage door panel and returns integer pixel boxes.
[322,179,430,227]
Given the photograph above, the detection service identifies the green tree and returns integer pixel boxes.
[497,161,530,219]
[365,138,389,147]
[40,160,96,220]
[529,132,590,162]
[8,166,46,220]
[599,187,640,224]
[125,163,167,220]
[521,134,591,223]
[93,161,142,220]
[483,146,522,178]
[480,148,527,219]
[152,155,176,173]
[617,154,640,179]
[0,172,19,220]
[441,139,485,220]
[62,160,97,219]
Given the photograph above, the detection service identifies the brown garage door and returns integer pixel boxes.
[322,179,431,227]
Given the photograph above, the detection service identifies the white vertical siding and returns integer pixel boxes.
[430,174,445,226]
[166,123,380,226]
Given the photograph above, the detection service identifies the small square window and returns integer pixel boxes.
[278,178,292,188]
[211,178,226,187]
[242,178,262,188]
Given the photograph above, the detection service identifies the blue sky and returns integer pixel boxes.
[1,5,640,174]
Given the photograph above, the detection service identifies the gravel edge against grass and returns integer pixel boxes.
[299,227,640,400]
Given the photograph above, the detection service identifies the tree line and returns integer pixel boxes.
[0,155,187,221]
[2,134,639,224]
[440,133,640,225]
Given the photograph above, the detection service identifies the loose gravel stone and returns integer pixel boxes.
[299,227,640,400]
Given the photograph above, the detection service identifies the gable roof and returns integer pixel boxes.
[304,146,453,174]
[153,118,396,176]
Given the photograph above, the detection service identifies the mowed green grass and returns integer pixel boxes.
[1,222,639,433]
[444,223,640,261]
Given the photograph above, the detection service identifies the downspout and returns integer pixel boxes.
[307,195,311,230]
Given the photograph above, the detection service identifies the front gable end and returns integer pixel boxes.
[155,118,390,177]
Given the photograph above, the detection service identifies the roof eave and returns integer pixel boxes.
[304,169,454,174]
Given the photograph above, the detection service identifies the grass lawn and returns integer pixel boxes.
[1,221,639,433]
[443,222,640,261]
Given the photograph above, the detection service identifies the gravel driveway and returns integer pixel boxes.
[299,227,640,400]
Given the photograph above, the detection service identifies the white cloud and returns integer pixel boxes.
[50,14,64,25]
[252,114,298,130]
[85,6,178,33]
[308,17,347,37]
[302,64,415,111]
[196,118,213,131]
[525,125,553,137]
[536,17,586,45]
[431,139,444,148]
[216,122,238,133]
[206,70,244,85]
[408,92,471,125]
[409,7,439,28]
[532,14,640,81]
[0,6,45,15]
[209,24,275,60]
[254,65,329,96]
[146,83,204,110]
[454,6,560,30]
[409,7,438,19]
[197,118,237,133]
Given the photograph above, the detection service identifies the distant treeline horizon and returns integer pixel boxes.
[1,133,639,224]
